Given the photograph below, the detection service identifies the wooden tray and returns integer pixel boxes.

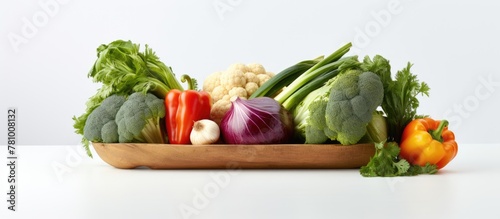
[92,143,375,169]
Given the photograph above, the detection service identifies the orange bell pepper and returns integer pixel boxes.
[165,89,211,144]
[400,117,458,169]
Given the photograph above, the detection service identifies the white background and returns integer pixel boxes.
[1,1,500,219]
[1,0,499,145]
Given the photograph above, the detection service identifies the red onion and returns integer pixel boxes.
[220,97,294,144]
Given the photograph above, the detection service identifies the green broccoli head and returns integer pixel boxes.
[325,70,384,145]
[115,92,166,143]
[83,94,126,143]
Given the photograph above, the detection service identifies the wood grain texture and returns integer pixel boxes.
[92,143,375,169]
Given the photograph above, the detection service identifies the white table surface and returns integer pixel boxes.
[1,144,499,219]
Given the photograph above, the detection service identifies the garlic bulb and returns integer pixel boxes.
[190,119,220,145]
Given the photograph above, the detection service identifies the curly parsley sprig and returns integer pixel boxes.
[360,141,437,177]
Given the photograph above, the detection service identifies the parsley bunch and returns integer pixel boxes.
[360,142,437,177]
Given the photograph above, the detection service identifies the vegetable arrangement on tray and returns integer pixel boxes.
[73,40,458,176]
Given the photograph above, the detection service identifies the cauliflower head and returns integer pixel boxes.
[203,63,274,124]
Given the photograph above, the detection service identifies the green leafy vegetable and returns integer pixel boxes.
[358,56,433,177]
[362,56,430,142]
[73,40,186,157]
[89,40,185,97]
[360,142,438,177]
[385,63,430,142]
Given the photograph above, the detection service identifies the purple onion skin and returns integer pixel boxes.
[220,97,294,144]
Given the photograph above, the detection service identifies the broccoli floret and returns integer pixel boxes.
[101,122,119,143]
[83,94,126,143]
[115,92,166,143]
[325,70,384,144]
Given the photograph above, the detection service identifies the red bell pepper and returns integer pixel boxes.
[165,89,211,144]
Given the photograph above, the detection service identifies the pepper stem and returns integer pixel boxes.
[181,74,197,90]
[429,120,449,142]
